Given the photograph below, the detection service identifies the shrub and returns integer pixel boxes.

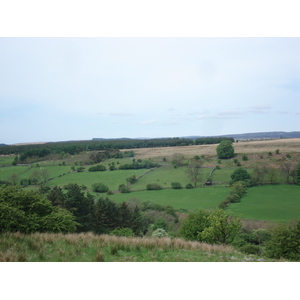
[171,182,182,189]
[92,183,109,193]
[185,183,194,189]
[146,183,162,190]
[275,149,280,154]
[265,221,300,261]
[119,184,130,193]
[88,164,106,172]
[242,154,248,161]
[109,227,135,237]
[152,228,168,238]
[230,168,251,185]
[240,244,261,255]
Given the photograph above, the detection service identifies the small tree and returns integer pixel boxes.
[171,182,182,189]
[216,140,235,159]
[230,168,250,185]
[200,209,242,244]
[92,183,109,193]
[186,161,203,188]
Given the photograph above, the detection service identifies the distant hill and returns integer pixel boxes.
[93,131,300,141]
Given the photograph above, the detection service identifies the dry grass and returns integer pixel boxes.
[122,138,300,159]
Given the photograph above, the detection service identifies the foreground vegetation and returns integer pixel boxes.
[0,232,277,262]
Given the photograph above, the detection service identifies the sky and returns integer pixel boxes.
[1,37,300,144]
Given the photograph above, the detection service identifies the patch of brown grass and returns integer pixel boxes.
[121,138,300,160]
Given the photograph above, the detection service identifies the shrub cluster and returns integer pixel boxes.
[146,183,162,190]
[218,181,247,209]
[88,164,106,172]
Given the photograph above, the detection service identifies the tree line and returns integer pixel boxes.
[0,137,234,161]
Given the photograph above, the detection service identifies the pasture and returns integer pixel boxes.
[228,185,300,222]
[109,187,230,211]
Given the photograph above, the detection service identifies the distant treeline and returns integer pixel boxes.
[0,137,234,161]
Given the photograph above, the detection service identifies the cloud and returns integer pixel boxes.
[246,104,272,114]
[140,119,157,125]
[164,119,180,125]
[109,112,135,117]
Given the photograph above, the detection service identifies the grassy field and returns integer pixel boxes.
[110,186,230,211]
[228,185,300,222]
[0,165,30,181]
[0,232,276,262]
[47,168,147,191]
[129,166,213,190]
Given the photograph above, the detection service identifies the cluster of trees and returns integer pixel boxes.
[194,137,234,145]
[119,160,159,170]
[0,137,237,163]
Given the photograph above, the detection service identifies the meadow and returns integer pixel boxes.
[228,185,300,222]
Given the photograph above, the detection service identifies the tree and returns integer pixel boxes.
[171,153,185,167]
[251,164,269,185]
[179,209,211,241]
[186,161,203,188]
[216,140,235,159]
[200,209,242,244]
[230,168,250,185]
[0,186,78,233]
[265,220,300,261]
[280,162,296,184]
[296,162,300,185]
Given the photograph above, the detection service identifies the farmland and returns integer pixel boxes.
[1,137,300,262]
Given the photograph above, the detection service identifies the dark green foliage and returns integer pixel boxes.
[119,184,130,193]
[126,175,137,184]
[230,168,250,185]
[216,140,235,159]
[296,162,300,185]
[185,183,194,189]
[92,183,109,193]
[265,221,300,261]
[109,227,135,237]
[242,154,248,161]
[146,183,162,190]
[275,149,280,154]
[239,244,261,255]
[0,186,78,233]
[171,182,182,189]
[88,164,106,172]
[93,197,121,234]
[119,160,158,170]
[194,137,234,145]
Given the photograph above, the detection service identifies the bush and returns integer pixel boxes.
[265,221,300,261]
[240,244,261,255]
[242,154,249,161]
[146,183,162,190]
[109,227,135,237]
[171,182,182,189]
[185,183,194,189]
[92,183,109,193]
[230,168,251,185]
[152,228,168,238]
[119,184,130,193]
[88,164,106,172]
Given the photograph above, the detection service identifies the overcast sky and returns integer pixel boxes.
[1,37,300,144]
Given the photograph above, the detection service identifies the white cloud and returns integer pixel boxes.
[140,119,157,125]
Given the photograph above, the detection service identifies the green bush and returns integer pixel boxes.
[109,227,135,237]
[240,244,261,255]
[265,221,300,261]
[146,183,162,190]
[242,154,248,161]
[230,168,251,185]
[171,182,182,189]
[92,183,109,193]
[185,183,194,189]
[88,164,106,172]
[119,184,130,193]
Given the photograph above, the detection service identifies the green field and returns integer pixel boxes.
[47,169,147,191]
[109,186,230,211]
[130,166,213,190]
[228,185,300,222]
[0,165,30,181]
